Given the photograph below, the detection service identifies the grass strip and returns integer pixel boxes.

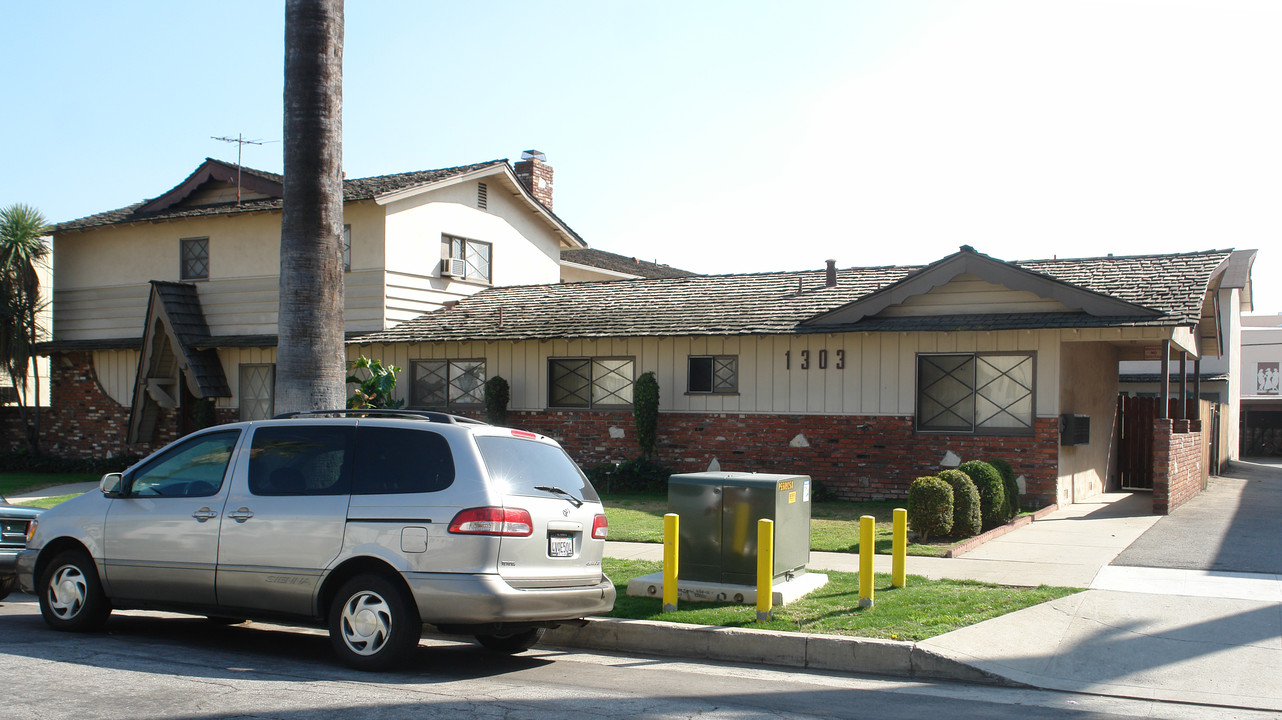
[604,558,1079,641]
[603,492,954,556]
[0,473,99,498]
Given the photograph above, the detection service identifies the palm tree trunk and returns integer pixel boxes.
[276,0,346,414]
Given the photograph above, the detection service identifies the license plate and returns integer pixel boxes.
[549,533,574,558]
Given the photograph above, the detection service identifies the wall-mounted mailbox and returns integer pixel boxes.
[1060,414,1090,446]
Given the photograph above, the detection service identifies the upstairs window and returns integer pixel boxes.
[443,234,491,283]
[410,359,486,408]
[549,357,634,408]
[916,353,1034,434]
[181,237,209,280]
[688,355,738,394]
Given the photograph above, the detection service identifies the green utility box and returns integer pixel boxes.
[668,472,812,585]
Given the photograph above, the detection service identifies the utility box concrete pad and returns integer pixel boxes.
[668,472,812,585]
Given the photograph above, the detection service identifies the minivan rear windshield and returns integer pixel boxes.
[474,436,601,503]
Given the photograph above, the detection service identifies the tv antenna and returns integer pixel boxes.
[211,134,276,204]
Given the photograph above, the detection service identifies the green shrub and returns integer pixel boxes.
[988,458,1020,515]
[937,468,982,537]
[483,375,510,425]
[584,456,673,493]
[0,450,142,475]
[633,371,660,457]
[959,460,1008,527]
[907,476,954,542]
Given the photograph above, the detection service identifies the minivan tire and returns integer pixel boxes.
[329,573,421,671]
[39,549,111,632]
[475,627,545,654]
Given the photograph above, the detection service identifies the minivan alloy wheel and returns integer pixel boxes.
[340,590,392,656]
[48,565,89,619]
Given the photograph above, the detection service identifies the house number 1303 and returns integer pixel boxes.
[785,350,844,370]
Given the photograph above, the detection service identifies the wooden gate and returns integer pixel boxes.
[1117,394,1157,489]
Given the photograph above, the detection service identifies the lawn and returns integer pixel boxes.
[16,493,80,509]
[605,558,1078,640]
[0,472,99,498]
[602,492,955,557]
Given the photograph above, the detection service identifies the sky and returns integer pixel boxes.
[3,0,1279,313]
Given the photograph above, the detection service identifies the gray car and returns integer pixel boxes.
[1,495,43,601]
[17,410,615,670]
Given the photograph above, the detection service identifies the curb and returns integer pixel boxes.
[543,617,1022,686]
[946,503,1059,558]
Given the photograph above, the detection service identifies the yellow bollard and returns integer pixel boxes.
[663,513,679,612]
[892,508,907,588]
[859,515,875,608]
[756,518,774,622]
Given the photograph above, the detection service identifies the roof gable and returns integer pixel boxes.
[803,246,1161,327]
[127,281,231,443]
[138,158,283,215]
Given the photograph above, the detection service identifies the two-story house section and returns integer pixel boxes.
[40,151,587,453]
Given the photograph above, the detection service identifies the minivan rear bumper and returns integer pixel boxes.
[403,572,616,624]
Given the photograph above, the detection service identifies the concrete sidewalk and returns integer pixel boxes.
[602,474,1282,711]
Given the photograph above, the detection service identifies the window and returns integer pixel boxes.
[443,234,491,282]
[342,224,351,272]
[127,430,240,498]
[410,359,485,408]
[247,425,355,496]
[475,436,600,502]
[916,353,1034,433]
[181,237,209,280]
[549,357,635,408]
[352,427,455,494]
[688,355,738,394]
[240,364,275,421]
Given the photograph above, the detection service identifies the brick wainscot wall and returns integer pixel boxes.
[1151,418,1204,514]
[510,411,1061,507]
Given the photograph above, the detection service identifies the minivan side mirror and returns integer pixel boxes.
[100,472,124,497]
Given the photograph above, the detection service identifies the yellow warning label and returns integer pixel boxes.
[788,491,797,504]
[778,480,795,491]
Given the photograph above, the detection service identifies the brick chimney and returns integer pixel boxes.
[825,259,837,287]
[514,149,554,210]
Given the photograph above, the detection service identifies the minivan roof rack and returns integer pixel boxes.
[272,409,488,425]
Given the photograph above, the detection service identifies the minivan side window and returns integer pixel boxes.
[353,427,455,494]
[248,425,355,496]
[128,430,240,498]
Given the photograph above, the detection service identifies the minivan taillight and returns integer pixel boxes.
[591,514,608,540]
[448,507,534,537]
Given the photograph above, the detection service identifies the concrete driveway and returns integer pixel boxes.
[921,459,1282,711]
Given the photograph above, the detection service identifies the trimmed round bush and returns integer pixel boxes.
[937,469,982,538]
[988,458,1020,515]
[907,476,954,543]
[958,460,1008,528]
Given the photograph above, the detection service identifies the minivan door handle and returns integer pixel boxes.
[227,507,255,522]
[192,507,218,521]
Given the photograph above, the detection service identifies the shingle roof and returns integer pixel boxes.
[53,159,508,232]
[150,281,231,397]
[561,248,698,279]
[350,249,1232,344]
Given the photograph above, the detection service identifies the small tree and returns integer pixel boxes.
[633,371,659,458]
[346,356,403,409]
[0,203,50,451]
[484,375,510,425]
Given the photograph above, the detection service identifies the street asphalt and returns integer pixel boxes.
[10,460,1282,711]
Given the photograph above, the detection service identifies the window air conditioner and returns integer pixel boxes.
[441,257,465,277]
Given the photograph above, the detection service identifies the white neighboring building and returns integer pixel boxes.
[1241,313,1282,456]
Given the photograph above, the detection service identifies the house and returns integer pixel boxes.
[347,247,1255,514]
[1119,249,1256,464]
[27,150,617,455]
[1240,314,1282,456]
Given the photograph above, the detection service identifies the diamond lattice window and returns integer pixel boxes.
[917,353,1033,433]
[411,360,486,408]
[549,357,634,408]
[181,237,209,280]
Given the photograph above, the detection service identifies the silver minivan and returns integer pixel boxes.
[17,410,615,670]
